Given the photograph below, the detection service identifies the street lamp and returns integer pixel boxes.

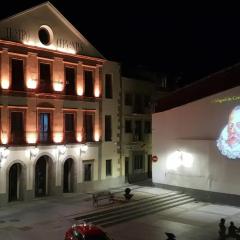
[0,147,9,168]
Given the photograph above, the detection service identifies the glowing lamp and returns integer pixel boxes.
[53,132,63,143]
[94,131,100,142]
[166,150,193,170]
[76,133,82,142]
[53,81,64,92]
[27,78,37,89]
[94,88,100,97]
[77,87,83,96]
[57,145,66,155]
[80,144,88,153]
[1,133,8,144]
[1,79,10,89]
[26,133,37,144]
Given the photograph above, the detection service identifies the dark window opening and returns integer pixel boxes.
[65,67,76,95]
[11,111,24,144]
[39,113,51,143]
[64,113,75,143]
[105,115,112,141]
[105,74,112,98]
[144,121,151,134]
[39,28,50,45]
[106,159,112,176]
[125,120,132,133]
[144,95,151,108]
[134,120,142,141]
[84,71,94,97]
[133,94,143,113]
[11,59,24,91]
[84,163,92,181]
[83,113,94,142]
[125,93,132,106]
[39,63,51,92]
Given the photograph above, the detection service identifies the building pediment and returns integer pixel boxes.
[0,2,104,58]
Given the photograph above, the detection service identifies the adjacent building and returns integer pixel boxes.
[152,64,240,203]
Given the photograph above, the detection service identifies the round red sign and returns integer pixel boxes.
[152,155,158,162]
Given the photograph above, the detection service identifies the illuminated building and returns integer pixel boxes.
[0,2,122,205]
[152,65,240,202]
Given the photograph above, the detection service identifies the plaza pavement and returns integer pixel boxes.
[0,182,240,240]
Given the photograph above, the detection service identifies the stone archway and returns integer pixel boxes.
[8,163,23,202]
[35,155,53,197]
[63,158,74,193]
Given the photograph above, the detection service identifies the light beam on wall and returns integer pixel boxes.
[166,150,193,170]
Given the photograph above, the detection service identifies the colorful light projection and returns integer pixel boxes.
[217,105,240,159]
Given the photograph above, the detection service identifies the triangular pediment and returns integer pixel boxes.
[0,2,104,58]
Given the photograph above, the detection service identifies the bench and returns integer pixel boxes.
[92,191,114,207]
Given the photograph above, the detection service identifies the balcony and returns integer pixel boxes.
[64,131,76,144]
[10,132,25,145]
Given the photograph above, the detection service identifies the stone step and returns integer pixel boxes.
[101,198,195,227]
[73,192,195,227]
[74,192,179,221]
[92,195,194,226]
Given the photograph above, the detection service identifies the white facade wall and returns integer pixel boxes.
[152,86,240,195]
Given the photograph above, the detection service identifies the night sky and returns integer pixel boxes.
[2,1,240,86]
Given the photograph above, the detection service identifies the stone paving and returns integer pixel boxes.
[0,183,240,239]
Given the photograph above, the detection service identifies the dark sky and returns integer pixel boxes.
[2,1,240,85]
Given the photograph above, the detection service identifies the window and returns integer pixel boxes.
[144,121,151,134]
[134,121,142,141]
[11,111,24,144]
[125,120,132,133]
[134,154,144,170]
[105,115,112,141]
[106,159,112,176]
[39,63,51,92]
[144,95,150,108]
[84,163,92,181]
[84,70,94,97]
[83,112,94,142]
[11,59,24,91]
[125,93,132,106]
[64,113,75,143]
[105,74,112,98]
[39,113,51,143]
[133,94,143,113]
[65,67,76,95]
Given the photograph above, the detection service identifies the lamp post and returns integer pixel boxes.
[0,147,9,168]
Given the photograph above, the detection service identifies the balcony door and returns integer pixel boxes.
[39,113,51,143]
[11,111,24,144]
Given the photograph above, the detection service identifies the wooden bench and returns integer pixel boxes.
[92,191,114,207]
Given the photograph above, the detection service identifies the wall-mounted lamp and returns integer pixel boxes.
[0,147,9,168]
[58,145,67,155]
[30,146,39,160]
[80,144,88,154]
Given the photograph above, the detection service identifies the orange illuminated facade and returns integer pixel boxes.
[0,2,122,205]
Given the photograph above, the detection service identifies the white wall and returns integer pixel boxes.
[152,86,240,195]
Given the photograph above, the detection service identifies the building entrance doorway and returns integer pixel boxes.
[63,158,73,193]
[35,156,51,197]
[9,163,22,202]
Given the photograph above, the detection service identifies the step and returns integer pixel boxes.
[79,194,190,223]
[91,196,194,225]
[101,198,195,227]
[74,191,180,220]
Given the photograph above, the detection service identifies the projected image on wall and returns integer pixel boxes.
[217,105,240,159]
